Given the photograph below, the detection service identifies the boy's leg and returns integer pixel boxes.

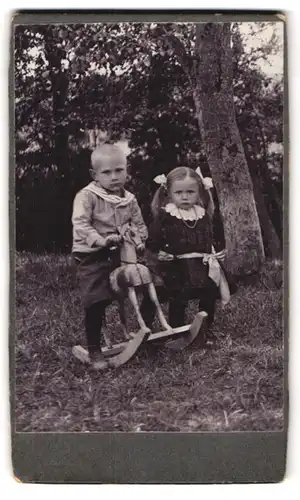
[73,250,113,369]
[85,300,108,366]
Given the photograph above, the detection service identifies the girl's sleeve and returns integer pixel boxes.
[146,212,165,253]
[210,212,223,252]
[131,197,148,241]
[72,190,107,248]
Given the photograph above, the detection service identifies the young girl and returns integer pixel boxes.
[72,143,148,370]
[141,166,231,337]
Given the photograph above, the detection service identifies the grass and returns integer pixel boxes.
[15,253,284,432]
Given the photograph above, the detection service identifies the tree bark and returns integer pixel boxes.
[43,26,70,174]
[194,23,265,275]
[250,168,281,258]
[43,27,71,251]
[245,104,283,242]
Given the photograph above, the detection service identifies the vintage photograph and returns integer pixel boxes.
[14,20,284,433]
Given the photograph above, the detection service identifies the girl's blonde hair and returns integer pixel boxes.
[151,166,215,219]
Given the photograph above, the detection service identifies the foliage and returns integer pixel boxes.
[14,22,284,252]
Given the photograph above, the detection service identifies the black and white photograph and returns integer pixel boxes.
[14,18,285,436]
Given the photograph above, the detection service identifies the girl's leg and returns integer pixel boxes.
[198,279,219,329]
[140,287,168,329]
[140,291,157,329]
[147,283,171,331]
[198,288,218,343]
[198,295,216,329]
[168,297,187,328]
[127,287,150,332]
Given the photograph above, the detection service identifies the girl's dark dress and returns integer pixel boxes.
[146,207,219,301]
[141,204,237,329]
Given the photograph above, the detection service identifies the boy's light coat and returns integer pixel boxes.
[72,181,148,253]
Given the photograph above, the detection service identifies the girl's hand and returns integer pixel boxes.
[158,250,174,261]
[105,234,123,247]
[216,249,227,261]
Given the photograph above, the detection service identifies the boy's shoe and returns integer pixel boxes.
[205,330,217,347]
[90,351,108,371]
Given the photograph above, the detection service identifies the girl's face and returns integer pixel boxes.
[170,177,199,209]
[91,155,127,194]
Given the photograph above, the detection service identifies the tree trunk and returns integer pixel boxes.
[43,27,69,170]
[245,105,283,242]
[194,23,265,275]
[44,27,71,251]
[250,168,281,258]
[260,163,282,244]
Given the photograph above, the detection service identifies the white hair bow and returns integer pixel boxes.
[153,174,167,186]
[154,168,213,190]
[195,166,213,190]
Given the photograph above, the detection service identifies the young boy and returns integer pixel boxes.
[72,143,148,370]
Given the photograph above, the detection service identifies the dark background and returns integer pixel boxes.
[15,21,283,255]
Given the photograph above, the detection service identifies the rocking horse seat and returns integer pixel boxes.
[110,263,152,293]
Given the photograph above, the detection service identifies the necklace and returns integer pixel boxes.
[178,207,198,229]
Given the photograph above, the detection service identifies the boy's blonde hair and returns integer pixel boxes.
[91,144,127,170]
[151,166,214,219]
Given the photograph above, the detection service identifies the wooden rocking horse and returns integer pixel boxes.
[109,223,172,337]
[72,223,210,369]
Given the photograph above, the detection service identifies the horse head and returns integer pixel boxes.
[118,223,142,265]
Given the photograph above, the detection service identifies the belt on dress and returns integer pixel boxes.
[158,250,223,286]
[157,249,230,306]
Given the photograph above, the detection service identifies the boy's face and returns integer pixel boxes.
[91,154,127,193]
[170,177,199,209]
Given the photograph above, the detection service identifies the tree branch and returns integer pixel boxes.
[159,26,194,87]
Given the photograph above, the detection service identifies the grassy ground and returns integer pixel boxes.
[15,253,284,432]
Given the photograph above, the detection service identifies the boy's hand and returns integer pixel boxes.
[136,243,145,254]
[105,234,123,247]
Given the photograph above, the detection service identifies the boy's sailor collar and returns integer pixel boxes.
[164,202,205,221]
[84,182,134,206]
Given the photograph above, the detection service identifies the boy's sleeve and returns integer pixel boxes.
[131,197,148,241]
[72,190,107,248]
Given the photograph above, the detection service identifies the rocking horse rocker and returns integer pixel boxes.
[72,222,212,369]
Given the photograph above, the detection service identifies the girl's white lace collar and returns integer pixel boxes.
[164,203,205,221]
